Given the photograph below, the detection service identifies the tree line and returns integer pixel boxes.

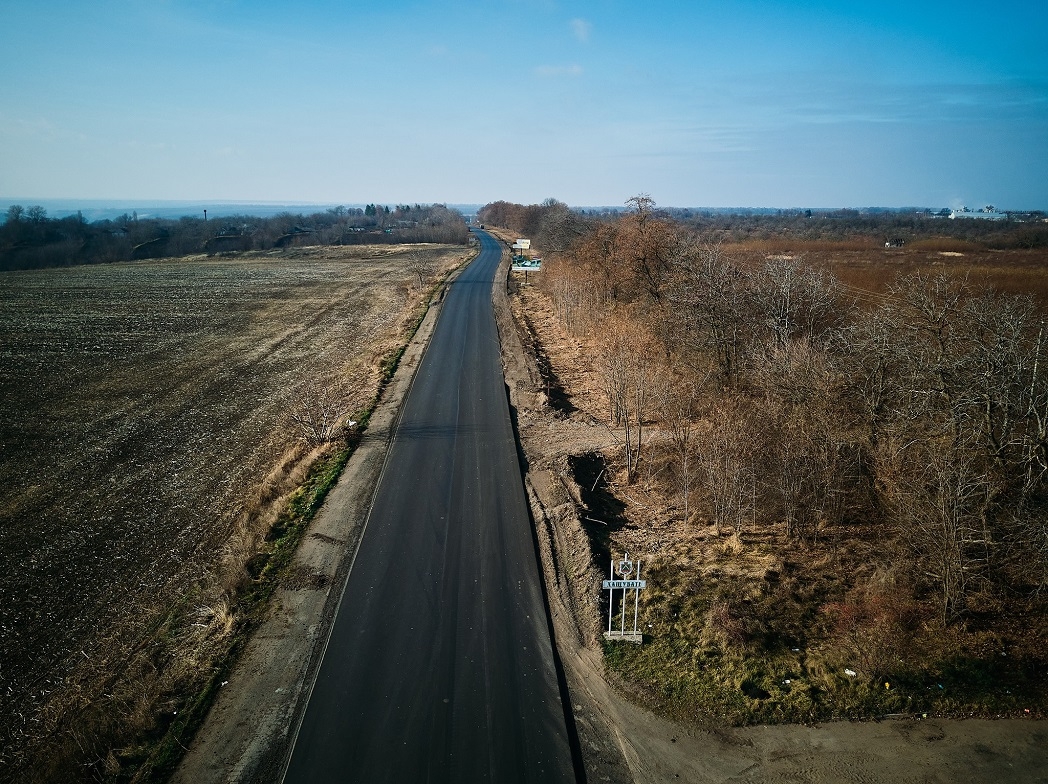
[0,203,469,271]
[485,196,1048,627]
[479,199,1048,252]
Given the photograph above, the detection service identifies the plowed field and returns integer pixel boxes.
[0,244,464,770]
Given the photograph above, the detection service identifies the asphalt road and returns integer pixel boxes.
[281,230,579,783]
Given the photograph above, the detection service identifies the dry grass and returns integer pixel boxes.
[744,246,1048,308]
[727,239,881,253]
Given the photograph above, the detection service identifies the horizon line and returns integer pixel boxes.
[3,197,1045,213]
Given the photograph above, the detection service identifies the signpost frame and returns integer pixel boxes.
[603,551,645,644]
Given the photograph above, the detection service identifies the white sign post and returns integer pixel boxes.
[603,551,645,644]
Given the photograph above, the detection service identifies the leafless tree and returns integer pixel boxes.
[833,311,901,448]
[288,377,362,446]
[618,194,678,305]
[408,251,435,291]
[655,371,706,522]
[594,317,660,483]
[541,252,607,336]
[535,199,589,253]
[667,242,754,385]
[880,272,970,433]
[753,257,845,345]
[694,402,757,535]
[878,437,990,624]
[765,403,850,542]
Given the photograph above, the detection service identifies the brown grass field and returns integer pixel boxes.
[724,244,1048,309]
[0,244,466,776]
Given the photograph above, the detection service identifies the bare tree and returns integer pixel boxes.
[882,272,970,434]
[833,311,901,448]
[408,251,435,291]
[750,335,838,406]
[764,403,849,542]
[753,257,844,345]
[619,194,678,305]
[956,291,1041,467]
[535,199,589,253]
[594,317,660,483]
[695,401,757,535]
[541,251,609,336]
[667,242,754,385]
[655,371,706,522]
[878,437,990,624]
[288,376,362,446]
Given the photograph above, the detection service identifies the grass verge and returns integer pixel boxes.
[123,444,352,783]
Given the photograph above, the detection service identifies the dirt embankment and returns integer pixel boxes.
[489,243,1048,783]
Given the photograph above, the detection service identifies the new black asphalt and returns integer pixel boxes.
[281,230,578,783]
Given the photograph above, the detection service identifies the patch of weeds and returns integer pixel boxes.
[379,345,407,384]
[893,651,1046,717]
[124,445,352,783]
[603,549,1048,726]
[123,665,231,783]
[606,577,1048,727]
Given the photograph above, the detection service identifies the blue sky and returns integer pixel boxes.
[1,0,1045,208]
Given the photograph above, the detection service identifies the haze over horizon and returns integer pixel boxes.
[2,1,1045,211]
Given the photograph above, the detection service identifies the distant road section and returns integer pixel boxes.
[282,231,578,783]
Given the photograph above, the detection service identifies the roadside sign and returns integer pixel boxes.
[602,580,646,589]
[604,552,645,644]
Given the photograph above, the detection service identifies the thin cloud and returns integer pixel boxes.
[570,18,591,43]
[0,113,87,143]
[534,64,584,78]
